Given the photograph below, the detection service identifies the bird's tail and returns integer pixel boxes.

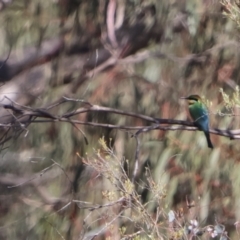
[204,131,214,149]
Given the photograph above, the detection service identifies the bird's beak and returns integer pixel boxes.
[180,97,188,99]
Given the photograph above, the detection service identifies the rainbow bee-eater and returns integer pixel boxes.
[181,95,213,149]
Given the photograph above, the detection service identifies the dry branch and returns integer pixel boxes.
[0,97,239,148]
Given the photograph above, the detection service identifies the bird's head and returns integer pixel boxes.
[180,95,202,105]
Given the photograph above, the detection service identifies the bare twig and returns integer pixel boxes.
[73,197,126,211]
[44,219,66,240]
[132,134,140,183]
[50,159,73,185]
[7,163,56,188]
[107,0,118,48]
[88,211,123,240]
[0,98,240,149]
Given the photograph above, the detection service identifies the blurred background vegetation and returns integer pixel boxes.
[0,0,240,239]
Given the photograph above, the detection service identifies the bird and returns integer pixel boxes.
[181,95,213,149]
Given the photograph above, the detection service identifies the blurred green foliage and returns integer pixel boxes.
[1,0,240,239]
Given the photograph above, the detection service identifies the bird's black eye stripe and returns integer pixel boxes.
[188,97,198,101]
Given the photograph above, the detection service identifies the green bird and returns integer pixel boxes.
[181,95,213,149]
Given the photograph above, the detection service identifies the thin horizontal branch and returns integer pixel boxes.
[0,98,240,148]
[73,196,126,211]
[118,40,240,65]
[24,119,240,139]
